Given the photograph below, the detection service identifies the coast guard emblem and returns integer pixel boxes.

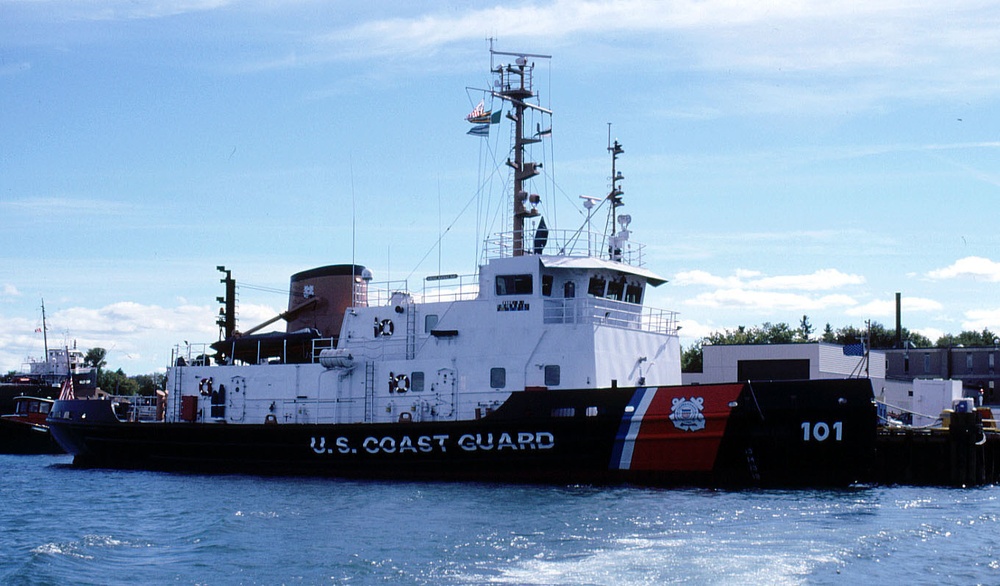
[669,397,706,432]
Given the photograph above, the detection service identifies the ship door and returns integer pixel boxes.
[432,368,457,419]
[228,376,246,423]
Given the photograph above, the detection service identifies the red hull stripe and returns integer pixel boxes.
[611,384,743,472]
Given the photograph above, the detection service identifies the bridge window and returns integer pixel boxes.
[564,281,575,298]
[541,274,553,297]
[588,276,606,297]
[606,278,624,301]
[625,283,643,304]
[496,274,532,296]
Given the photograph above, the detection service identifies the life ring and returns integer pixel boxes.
[380,319,394,337]
[394,374,410,393]
[199,377,213,396]
[398,412,412,423]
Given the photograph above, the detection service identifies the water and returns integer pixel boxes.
[2,454,998,585]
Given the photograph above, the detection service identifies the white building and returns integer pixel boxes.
[682,342,886,386]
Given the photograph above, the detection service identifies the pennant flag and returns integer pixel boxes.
[490,109,502,124]
[467,124,489,137]
[58,377,75,401]
[35,327,42,333]
[535,123,552,137]
[843,342,865,356]
[532,217,548,255]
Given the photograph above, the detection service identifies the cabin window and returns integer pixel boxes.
[585,406,598,417]
[544,365,560,386]
[541,274,553,297]
[588,276,606,298]
[425,314,439,333]
[411,371,425,392]
[496,274,533,296]
[606,279,624,301]
[490,367,506,389]
[625,283,643,304]
[40,402,51,415]
[923,354,931,374]
[968,352,974,372]
[552,407,575,418]
[564,281,575,298]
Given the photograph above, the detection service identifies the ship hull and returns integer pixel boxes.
[48,379,876,487]
[0,418,63,455]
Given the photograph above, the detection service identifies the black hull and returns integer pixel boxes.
[48,380,877,487]
[0,420,63,455]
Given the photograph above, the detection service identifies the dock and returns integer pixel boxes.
[871,408,1000,486]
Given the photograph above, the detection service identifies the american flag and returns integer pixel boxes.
[58,377,75,401]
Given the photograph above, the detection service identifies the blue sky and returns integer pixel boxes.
[2,0,999,375]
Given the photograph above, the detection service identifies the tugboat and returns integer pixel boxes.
[48,48,877,486]
[0,395,62,454]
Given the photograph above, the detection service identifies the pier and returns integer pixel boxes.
[871,408,1000,486]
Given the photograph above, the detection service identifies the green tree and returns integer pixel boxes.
[681,342,703,373]
[797,315,814,342]
[99,368,140,395]
[821,323,835,342]
[132,373,166,395]
[936,328,999,347]
[84,347,108,370]
[832,322,931,349]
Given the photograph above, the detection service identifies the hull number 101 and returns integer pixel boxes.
[801,421,843,442]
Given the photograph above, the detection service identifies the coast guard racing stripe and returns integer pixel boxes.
[610,384,744,472]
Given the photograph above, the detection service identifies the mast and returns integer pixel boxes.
[490,48,551,256]
[606,129,628,262]
[607,127,624,237]
[40,298,50,365]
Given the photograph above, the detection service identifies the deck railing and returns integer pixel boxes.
[483,228,647,267]
[543,297,678,335]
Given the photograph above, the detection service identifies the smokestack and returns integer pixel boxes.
[895,292,902,349]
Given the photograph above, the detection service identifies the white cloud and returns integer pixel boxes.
[0,301,235,375]
[845,296,943,318]
[674,268,865,291]
[927,256,1000,282]
[913,327,946,345]
[963,308,1000,333]
[686,289,857,312]
[1,284,21,299]
[752,269,866,291]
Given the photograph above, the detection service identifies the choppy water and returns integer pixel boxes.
[2,454,999,585]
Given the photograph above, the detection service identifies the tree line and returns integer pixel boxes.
[83,347,165,396]
[681,316,999,373]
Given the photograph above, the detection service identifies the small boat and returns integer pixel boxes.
[0,396,62,454]
[48,47,877,486]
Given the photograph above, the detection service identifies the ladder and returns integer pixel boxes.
[364,361,375,422]
[406,305,417,360]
